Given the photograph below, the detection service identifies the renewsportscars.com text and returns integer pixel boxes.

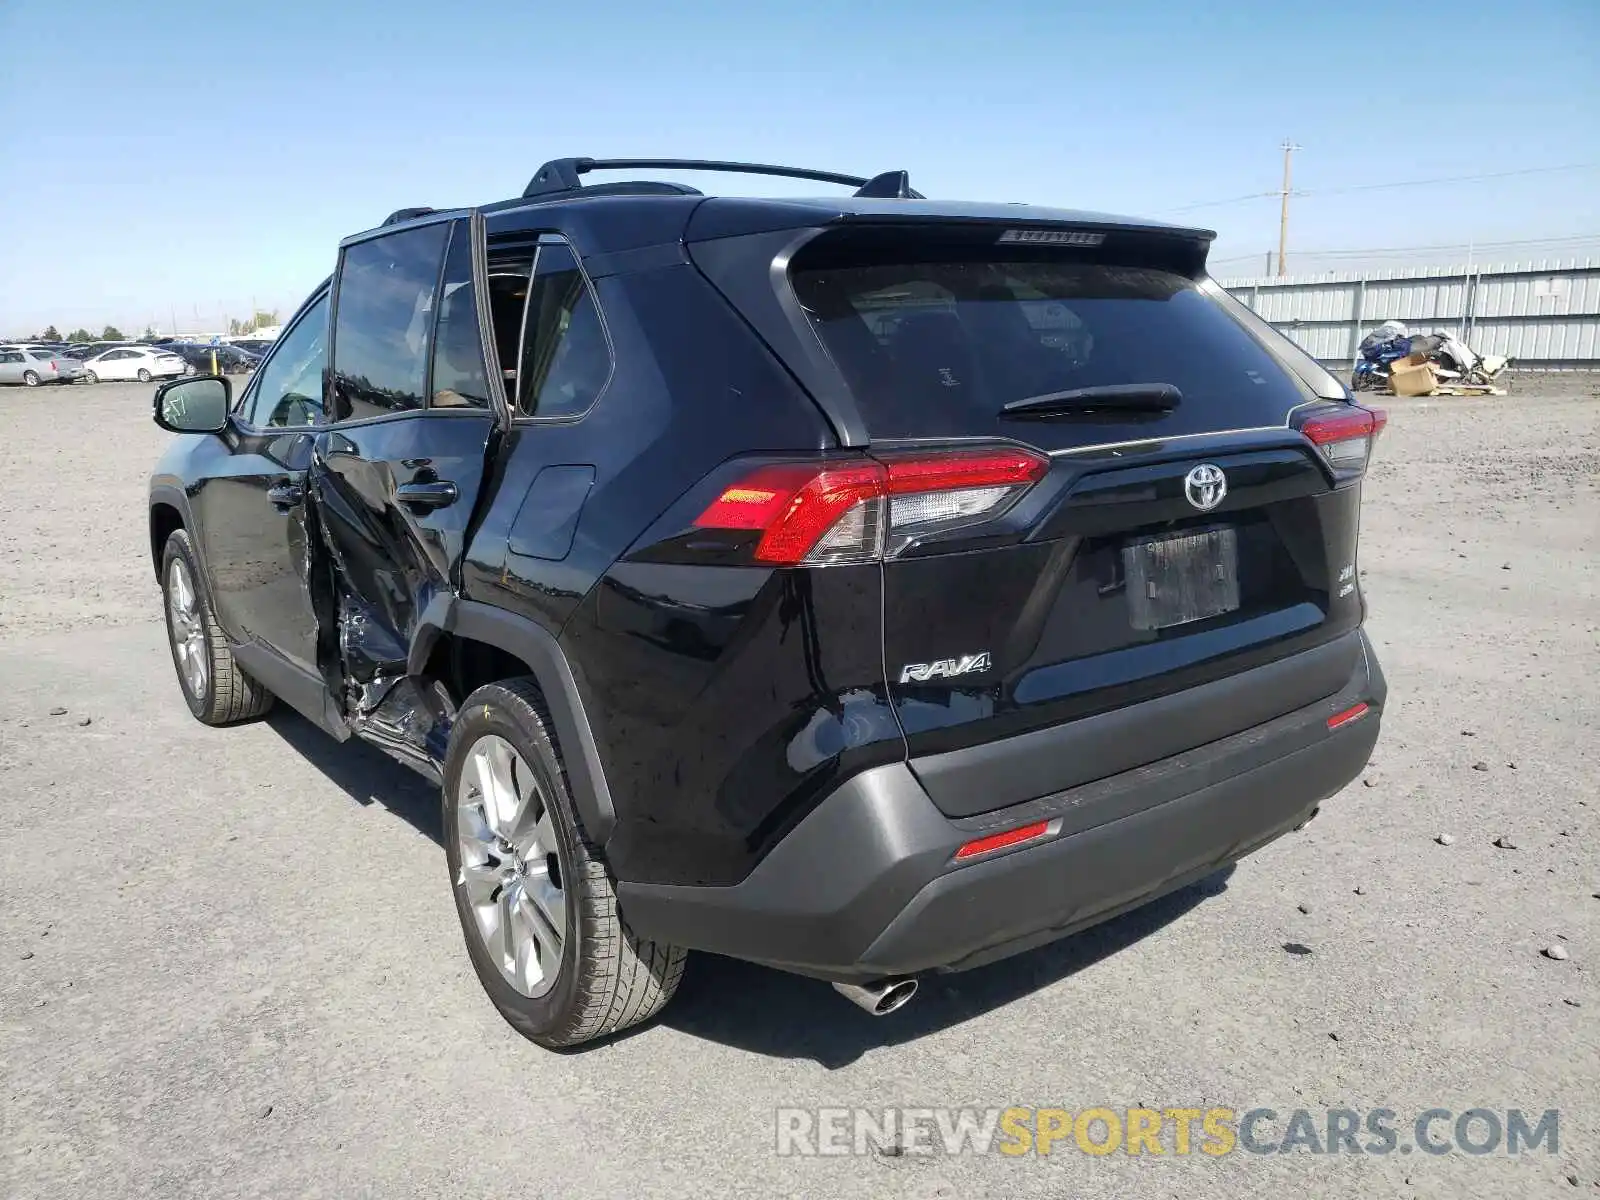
[775,1106,1560,1158]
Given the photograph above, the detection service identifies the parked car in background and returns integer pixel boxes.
[78,341,133,359]
[82,345,186,383]
[227,338,276,355]
[169,343,259,375]
[0,346,82,385]
[40,348,85,382]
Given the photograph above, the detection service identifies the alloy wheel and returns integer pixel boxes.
[166,557,208,698]
[455,734,568,998]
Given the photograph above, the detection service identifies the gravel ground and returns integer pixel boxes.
[2,376,1596,1198]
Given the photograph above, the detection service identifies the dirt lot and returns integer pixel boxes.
[2,376,1596,1198]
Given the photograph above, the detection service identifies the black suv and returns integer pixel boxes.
[147,158,1386,1047]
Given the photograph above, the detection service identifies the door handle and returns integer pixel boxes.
[267,482,304,508]
[395,479,459,511]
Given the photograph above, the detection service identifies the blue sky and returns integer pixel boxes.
[1,0,1596,335]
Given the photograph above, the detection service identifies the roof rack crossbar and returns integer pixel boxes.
[521,157,918,199]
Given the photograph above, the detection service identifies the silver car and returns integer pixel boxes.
[0,346,82,386]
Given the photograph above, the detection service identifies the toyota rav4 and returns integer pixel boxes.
[147,158,1386,1047]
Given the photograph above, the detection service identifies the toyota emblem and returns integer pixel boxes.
[1184,463,1227,511]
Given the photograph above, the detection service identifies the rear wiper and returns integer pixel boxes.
[1000,383,1182,417]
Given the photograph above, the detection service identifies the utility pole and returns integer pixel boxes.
[1277,139,1299,278]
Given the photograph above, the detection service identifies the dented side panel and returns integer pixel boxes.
[308,413,497,716]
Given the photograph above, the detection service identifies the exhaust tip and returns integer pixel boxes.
[833,977,918,1016]
[874,978,918,1014]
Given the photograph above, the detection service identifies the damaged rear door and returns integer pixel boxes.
[311,214,502,725]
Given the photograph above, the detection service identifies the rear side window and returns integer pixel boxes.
[29,351,54,360]
[331,223,449,421]
[790,251,1311,437]
[515,242,610,418]
[485,254,534,389]
[429,224,491,409]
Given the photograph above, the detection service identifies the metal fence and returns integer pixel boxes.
[1222,259,1600,370]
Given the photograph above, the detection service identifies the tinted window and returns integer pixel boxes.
[429,224,491,409]
[332,223,448,420]
[516,242,610,418]
[245,293,330,428]
[790,253,1309,438]
[29,351,54,360]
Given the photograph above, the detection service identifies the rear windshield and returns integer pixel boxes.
[790,253,1313,438]
[29,351,55,360]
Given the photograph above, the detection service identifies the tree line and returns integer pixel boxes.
[16,310,280,344]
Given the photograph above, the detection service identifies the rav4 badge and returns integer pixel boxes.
[899,652,992,684]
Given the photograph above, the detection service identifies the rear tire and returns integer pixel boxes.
[443,678,686,1048]
[22,370,39,387]
[137,368,152,383]
[159,528,274,725]
[84,370,98,384]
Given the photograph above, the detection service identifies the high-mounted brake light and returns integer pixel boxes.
[694,448,1049,566]
[1297,405,1385,477]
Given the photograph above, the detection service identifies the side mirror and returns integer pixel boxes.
[153,375,231,434]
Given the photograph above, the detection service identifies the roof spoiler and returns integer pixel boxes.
[520,157,924,200]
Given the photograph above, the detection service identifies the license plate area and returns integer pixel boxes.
[1122,526,1240,631]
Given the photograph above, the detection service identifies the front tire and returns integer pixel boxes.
[137,368,152,383]
[160,529,274,725]
[22,370,40,387]
[443,679,686,1048]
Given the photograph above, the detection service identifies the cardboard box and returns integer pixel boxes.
[1389,356,1438,396]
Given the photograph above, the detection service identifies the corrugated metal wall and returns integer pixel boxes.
[1223,259,1600,368]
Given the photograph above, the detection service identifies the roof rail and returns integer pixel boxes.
[521,157,922,200]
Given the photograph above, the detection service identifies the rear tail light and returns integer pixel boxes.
[1297,405,1385,478]
[694,447,1048,565]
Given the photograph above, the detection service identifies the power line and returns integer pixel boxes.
[1209,232,1600,268]
[1312,162,1600,198]
[1169,190,1277,214]
[1166,161,1600,215]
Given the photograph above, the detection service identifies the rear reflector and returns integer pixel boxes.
[954,820,1053,860]
[1326,702,1370,730]
[1298,406,1385,477]
[695,447,1048,565]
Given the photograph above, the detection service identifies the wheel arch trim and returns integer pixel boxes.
[410,598,617,845]
[148,483,227,628]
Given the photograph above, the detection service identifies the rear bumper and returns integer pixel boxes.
[620,630,1385,982]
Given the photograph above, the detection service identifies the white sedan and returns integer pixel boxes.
[82,346,186,384]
